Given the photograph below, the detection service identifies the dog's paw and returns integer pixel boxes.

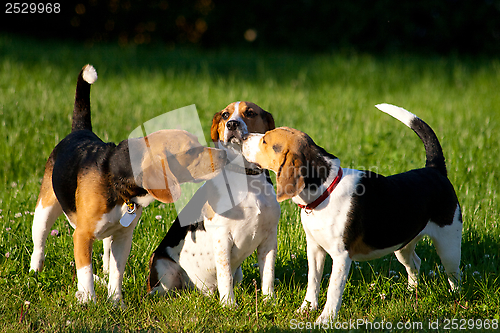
[75,290,94,304]
[220,296,237,308]
[29,254,45,272]
[315,313,334,325]
[296,300,318,314]
[107,291,126,309]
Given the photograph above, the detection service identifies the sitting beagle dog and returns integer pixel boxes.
[147,101,281,306]
[30,65,226,307]
[241,104,462,323]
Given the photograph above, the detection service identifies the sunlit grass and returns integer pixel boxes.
[0,35,499,332]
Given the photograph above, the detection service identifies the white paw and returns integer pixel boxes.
[29,254,44,272]
[75,291,94,304]
[407,279,418,291]
[107,290,126,309]
[110,297,126,310]
[220,296,237,308]
[315,312,333,325]
[297,300,318,313]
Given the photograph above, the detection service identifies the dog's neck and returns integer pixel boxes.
[292,156,342,208]
[109,139,149,204]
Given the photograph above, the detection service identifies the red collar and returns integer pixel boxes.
[297,167,343,211]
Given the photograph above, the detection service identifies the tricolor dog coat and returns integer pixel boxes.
[30,65,226,307]
[242,104,462,323]
[147,102,281,306]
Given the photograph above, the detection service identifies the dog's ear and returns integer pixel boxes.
[262,110,276,131]
[141,154,181,203]
[276,150,306,202]
[210,111,222,142]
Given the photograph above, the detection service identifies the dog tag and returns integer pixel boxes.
[120,202,137,227]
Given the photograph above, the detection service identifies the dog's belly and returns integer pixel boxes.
[219,188,279,261]
[350,244,404,261]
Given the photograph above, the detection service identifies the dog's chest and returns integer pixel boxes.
[298,169,362,252]
[169,173,279,290]
[91,204,143,239]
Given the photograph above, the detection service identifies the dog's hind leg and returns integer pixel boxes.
[395,234,424,290]
[102,236,111,275]
[428,205,463,291]
[30,158,63,272]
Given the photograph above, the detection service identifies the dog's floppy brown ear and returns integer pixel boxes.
[141,153,181,203]
[210,111,222,142]
[263,110,276,131]
[276,150,306,202]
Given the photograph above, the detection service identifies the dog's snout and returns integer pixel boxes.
[226,120,239,131]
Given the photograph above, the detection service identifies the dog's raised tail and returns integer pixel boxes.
[72,64,98,132]
[375,103,447,176]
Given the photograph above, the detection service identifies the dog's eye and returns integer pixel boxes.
[221,112,230,120]
[262,138,267,145]
[245,109,256,118]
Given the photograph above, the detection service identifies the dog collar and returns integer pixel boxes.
[297,167,343,211]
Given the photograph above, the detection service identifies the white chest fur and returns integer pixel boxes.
[296,168,363,254]
[172,169,280,296]
[92,203,143,239]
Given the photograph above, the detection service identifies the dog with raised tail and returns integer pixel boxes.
[30,64,227,307]
[241,104,462,323]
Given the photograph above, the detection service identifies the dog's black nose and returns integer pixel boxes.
[226,120,239,131]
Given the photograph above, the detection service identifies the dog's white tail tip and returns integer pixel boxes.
[82,64,98,84]
[375,103,417,127]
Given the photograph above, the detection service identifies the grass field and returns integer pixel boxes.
[1,34,499,332]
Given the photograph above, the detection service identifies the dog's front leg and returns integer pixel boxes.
[212,232,235,307]
[315,251,351,324]
[257,230,277,300]
[107,222,138,309]
[73,228,96,304]
[299,234,327,312]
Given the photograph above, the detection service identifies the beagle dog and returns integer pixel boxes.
[147,101,281,306]
[242,104,462,323]
[30,65,226,307]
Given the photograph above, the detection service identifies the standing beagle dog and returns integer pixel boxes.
[30,65,226,307]
[147,101,281,306]
[242,104,462,323]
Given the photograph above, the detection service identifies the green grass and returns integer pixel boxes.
[1,34,499,332]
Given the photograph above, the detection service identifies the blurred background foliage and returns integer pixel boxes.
[2,0,500,54]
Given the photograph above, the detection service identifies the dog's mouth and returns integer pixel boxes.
[228,136,242,145]
[222,134,244,151]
